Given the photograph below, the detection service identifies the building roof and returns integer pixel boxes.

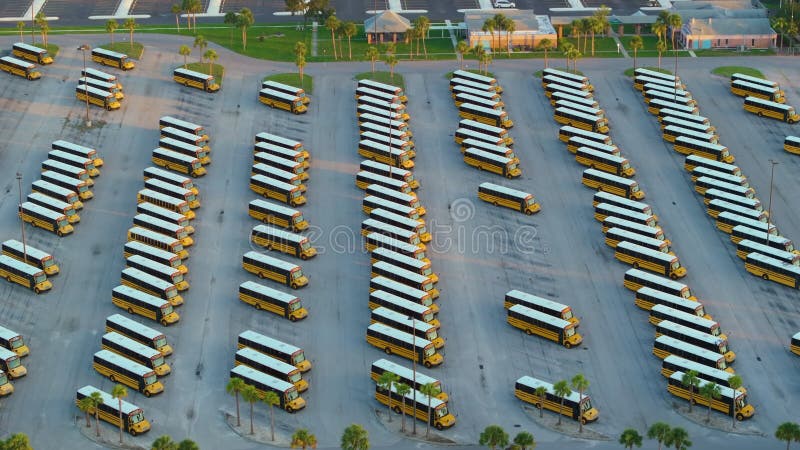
[465,9,540,32]
[683,17,776,36]
[364,10,412,34]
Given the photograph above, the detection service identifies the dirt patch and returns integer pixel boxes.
[519,405,612,441]
[223,411,293,447]
[76,418,147,450]
[668,402,764,436]
[373,408,460,445]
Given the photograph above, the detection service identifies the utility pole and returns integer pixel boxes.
[766,159,778,244]
[78,44,92,127]
[16,173,28,263]
[410,316,417,435]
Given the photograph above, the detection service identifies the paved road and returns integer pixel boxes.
[0,34,797,450]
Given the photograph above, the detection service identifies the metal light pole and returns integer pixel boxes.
[16,173,28,263]
[410,316,417,435]
[766,159,778,243]
[78,44,91,127]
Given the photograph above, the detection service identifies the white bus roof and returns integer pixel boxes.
[251,174,297,192]
[252,224,307,245]
[371,276,428,298]
[102,332,161,359]
[236,347,297,374]
[465,148,512,164]
[121,267,175,291]
[372,358,438,385]
[238,330,302,353]
[2,239,51,261]
[77,385,141,415]
[107,314,166,340]
[231,364,295,392]
[93,349,152,376]
[616,241,676,264]
[479,182,530,200]
[509,304,571,329]
[367,322,433,348]
[516,376,584,403]
[20,201,65,220]
[242,250,300,272]
[240,280,298,304]
[366,232,420,253]
[174,67,213,80]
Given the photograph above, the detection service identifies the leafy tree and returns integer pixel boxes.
[656,39,668,69]
[224,11,238,45]
[106,19,119,45]
[17,21,25,41]
[35,12,49,46]
[419,382,441,438]
[534,385,547,418]
[77,396,95,428]
[204,49,217,75]
[512,431,535,450]
[699,382,722,423]
[263,390,280,441]
[417,16,431,57]
[472,43,485,72]
[681,370,700,413]
[570,19,583,53]
[179,45,191,68]
[286,0,307,16]
[629,35,643,70]
[667,13,682,51]
[237,8,255,51]
[652,21,667,43]
[325,14,340,60]
[291,428,318,449]
[480,52,492,75]
[2,433,33,450]
[775,422,800,450]
[342,21,357,60]
[566,46,581,73]
[504,17,516,56]
[571,374,590,432]
[772,17,788,48]
[295,41,307,57]
[405,26,418,59]
[365,46,379,73]
[728,375,743,427]
[591,5,610,55]
[377,371,399,422]
[241,384,259,435]
[493,14,507,50]
[619,429,643,449]
[395,383,411,432]
[194,34,207,63]
[151,435,177,450]
[479,425,509,450]
[182,0,201,29]
[456,40,469,69]
[539,38,553,68]
[296,55,307,87]
[647,422,671,450]
[553,380,571,426]
[123,18,137,51]
[664,427,691,450]
[482,19,495,53]
[177,440,199,450]
[111,384,128,443]
[340,424,369,450]
[226,377,245,426]
[171,4,182,31]
[90,391,104,437]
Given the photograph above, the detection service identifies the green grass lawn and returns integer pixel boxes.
[184,62,224,84]
[263,73,313,94]
[355,71,405,89]
[101,41,144,59]
[35,43,60,58]
[694,48,775,57]
[623,66,672,77]
[711,66,764,78]
[557,37,624,57]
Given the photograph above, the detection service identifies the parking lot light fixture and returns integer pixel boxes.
[77,44,92,127]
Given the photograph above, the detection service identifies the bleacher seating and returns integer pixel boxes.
[0,1,31,18]
[130,0,172,15]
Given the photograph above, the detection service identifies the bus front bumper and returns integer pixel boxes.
[44,265,60,276]
[292,277,309,289]
[432,337,445,349]
[177,264,189,275]
[73,200,85,209]
[296,379,309,393]
[671,267,688,279]
[288,398,306,412]
[429,273,439,284]
[0,382,13,396]
[738,404,755,419]
[89,169,101,177]
[168,295,184,307]
[178,250,190,260]
[176,281,190,292]
[420,232,432,243]
[424,354,444,367]
[181,237,194,248]
[429,288,440,300]
[159,345,174,357]
[291,308,309,321]
[93,158,104,168]
[566,334,583,348]
[188,201,201,209]
[632,191,646,200]
[155,364,171,377]
[67,215,80,224]
[724,351,736,363]
[13,346,29,358]
[527,204,541,214]
[144,382,164,396]
[9,367,26,379]
[131,420,151,434]
[163,312,181,325]
[294,221,310,232]
[297,360,312,373]
[37,281,53,293]
[185,210,196,220]
[582,408,600,423]
[192,168,207,177]
[401,161,415,170]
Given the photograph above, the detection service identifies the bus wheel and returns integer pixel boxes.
[525,210,533,215]
[291,283,298,289]
[435,423,444,430]
[736,413,744,421]
[492,201,498,206]
[128,307,134,314]
[258,272,265,279]
[289,315,296,322]
[254,303,262,311]
[525,329,533,335]
[580,417,587,425]
[144,391,151,398]
[287,406,294,413]
[300,254,308,260]
[130,429,137,436]
[384,347,392,355]
[762,274,769,280]
[757,112,763,117]
[393,405,402,414]
[564,342,572,349]
[57,230,63,237]
[109,374,116,382]
[160,319,168,326]
[424,361,432,368]
[632,262,639,269]
[34,287,40,294]
[506,174,513,179]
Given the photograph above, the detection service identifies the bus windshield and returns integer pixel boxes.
[631,184,641,193]
[735,396,746,410]
[300,241,311,251]
[423,312,435,322]
[696,305,707,317]
[289,302,302,312]
[42,258,55,268]
[427,330,439,341]
[293,352,306,365]
[563,310,574,320]
[422,281,433,291]
[34,273,47,284]
[144,374,157,386]
[622,162,632,170]
[526,198,536,206]
[292,191,302,199]
[130,412,145,424]
[422,268,433,277]
[410,237,421,245]
[153,356,165,367]
[165,290,178,299]
[192,162,202,170]
[173,274,185,284]
[292,270,304,280]
[154,337,167,348]
[6,358,20,369]
[186,194,197,203]
[424,346,435,357]
[671,261,680,270]
[581,399,593,412]
[9,339,23,349]
[294,214,305,225]
[565,327,576,337]
[436,406,450,418]
[287,390,299,401]
[719,342,728,353]
[58,218,69,228]
[161,305,174,316]
[174,244,185,253]
[289,372,302,383]
[509,163,519,171]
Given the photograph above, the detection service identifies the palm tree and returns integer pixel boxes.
[656,39,667,69]
[90,391,104,437]
[35,12,49,46]
[538,38,553,68]
[581,18,593,53]
[681,370,700,413]
[512,431,535,450]
[647,422,671,450]
[472,43,486,73]
[325,14,340,60]
[652,21,667,44]
[664,427,691,450]
[285,0,306,16]
[505,17,516,57]
[106,19,119,45]
[342,21,357,60]
[226,377,245,426]
[553,380,571,426]
[570,19,583,53]
[263,390,280,441]
[291,428,318,449]
[534,386,547,418]
[567,47,581,73]
[151,435,176,450]
[482,19,495,53]
[377,371,399,421]
[417,15,431,57]
[241,384,259,435]
[493,14,507,50]
[194,34,207,63]
[340,424,369,450]
[772,17,788,49]
[77,396,95,428]
[365,46,379,73]
[16,21,25,41]
[629,35,644,70]
[479,425,509,450]
[728,375,743,427]
[177,440,199,450]
[179,45,191,68]
[480,52,492,76]
[171,4,182,31]
[295,40,307,58]
[204,49,217,75]
[699,382,722,423]
[668,13,682,51]
[776,422,800,450]
[571,374,590,432]
[296,54,306,87]
[456,40,469,70]
[419,382,441,438]
[224,11,238,46]
[405,26,418,59]
[2,433,32,450]
[395,383,411,432]
[619,429,643,449]
[592,5,610,55]
[124,18,137,51]
[111,384,128,443]
[188,0,202,29]
[237,8,254,51]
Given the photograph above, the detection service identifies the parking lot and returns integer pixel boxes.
[0,34,799,450]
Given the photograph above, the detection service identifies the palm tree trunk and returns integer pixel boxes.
[186,13,190,30]
[633,49,637,70]
[558,400,564,425]
[423,34,427,58]
[118,399,124,443]
[242,29,246,50]
[235,394,241,426]
[348,36,352,60]
[544,49,548,69]
[94,412,101,437]
[176,15,180,31]
[183,55,187,69]
[84,412,91,428]
[249,402,254,435]
[707,402,712,422]
[330,31,336,60]
[591,31,595,56]
[426,398,432,437]
[130,30,133,51]
[688,389,693,413]
[270,406,275,441]
[578,392,584,432]
[400,397,406,432]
